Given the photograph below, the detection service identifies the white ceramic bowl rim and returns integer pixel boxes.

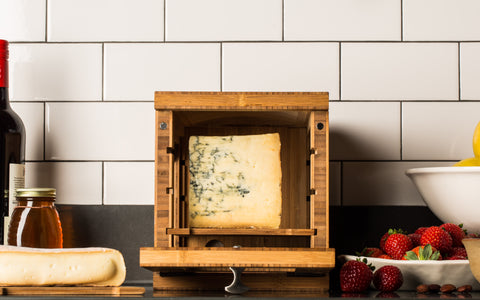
[406,166,480,175]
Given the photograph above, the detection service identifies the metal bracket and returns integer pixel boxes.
[225,267,249,294]
[225,245,249,294]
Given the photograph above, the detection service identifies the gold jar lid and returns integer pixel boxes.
[16,188,56,198]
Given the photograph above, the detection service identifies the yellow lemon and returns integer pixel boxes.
[474,121,480,158]
[454,157,480,166]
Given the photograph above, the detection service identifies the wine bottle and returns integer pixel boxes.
[0,40,25,244]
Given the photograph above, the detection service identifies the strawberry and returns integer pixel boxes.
[380,229,405,252]
[467,232,480,238]
[378,254,393,259]
[373,265,403,292]
[403,244,442,260]
[446,255,467,260]
[357,247,384,258]
[384,233,413,260]
[340,259,374,293]
[415,227,429,235]
[441,223,466,247]
[408,233,422,247]
[420,226,453,254]
[446,247,468,259]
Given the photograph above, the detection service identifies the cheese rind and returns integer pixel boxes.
[188,133,282,228]
[0,246,126,286]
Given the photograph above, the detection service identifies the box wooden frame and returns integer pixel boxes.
[140,92,335,292]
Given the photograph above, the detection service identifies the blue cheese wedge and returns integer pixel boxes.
[188,133,282,229]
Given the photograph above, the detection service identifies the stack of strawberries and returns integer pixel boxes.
[339,223,474,293]
[370,223,469,261]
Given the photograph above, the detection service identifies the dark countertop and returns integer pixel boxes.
[0,286,479,300]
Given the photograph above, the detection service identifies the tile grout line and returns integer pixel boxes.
[220,43,223,91]
[102,161,105,205]
[400,102,403,161]
[400,0,404,41]
[338,43,342,101]
[458,42,461,100]
[282,0,285,41]
[45,0,48,42]
[43,102,46,161]
[164,0,167,42]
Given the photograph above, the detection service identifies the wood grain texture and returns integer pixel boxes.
[0,286,145,296]
[166,228,316,236]
[309,111,329,248]
[155,91,329,111]
[150,92,332,290]
[155,110,173,248]
[140,247,335,268]
[152,272,329,292]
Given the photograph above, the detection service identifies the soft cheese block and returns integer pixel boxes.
[188,133,282,228]
[0,246,126,286]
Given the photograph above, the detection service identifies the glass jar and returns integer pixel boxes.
[7,188,63,248]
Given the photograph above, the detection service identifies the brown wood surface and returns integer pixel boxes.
[155,91,329,111]
[166,228,316,236]
[140,247,335,268]
[151,92,331,290]
[152,271,329,292]
[309,111,329,248]
[0,286,145,296]
[155,110,173,248]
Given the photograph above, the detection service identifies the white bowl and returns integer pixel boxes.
[339,255,480,290]
[406,166,480,234]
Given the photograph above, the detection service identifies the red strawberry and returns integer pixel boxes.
[373,265,403,292]
[446,255,467,260]
[384,233,413,260]
[446,247,468,259]
[415,227,429,235]
[378,254,393,259]
[403,244,442,260]
[467,233,480,238]
[358,247,384,258]
[408,233,421,247]
[340,259,374,293]
[380,229,405,252]
[420,226,453,254]
[441,223,466,247]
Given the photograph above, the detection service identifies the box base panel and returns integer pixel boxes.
[152,271,329,293]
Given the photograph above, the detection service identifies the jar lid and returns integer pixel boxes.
[16,188,56,198]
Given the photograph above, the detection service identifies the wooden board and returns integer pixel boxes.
[0,286,145,296]
[140,247,335,269]
[154,91,329,111]
[166,228,316,236]
[152,272,329,292]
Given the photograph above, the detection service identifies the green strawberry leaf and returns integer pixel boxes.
[405,251,419,260]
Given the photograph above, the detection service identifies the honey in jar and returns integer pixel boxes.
[7,188,63,248]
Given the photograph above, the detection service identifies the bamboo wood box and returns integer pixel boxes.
[140,92,335,292]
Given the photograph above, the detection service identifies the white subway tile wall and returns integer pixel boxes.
[1,1,479,206]
[284,0,401,41]
[48,0,164,42]
[166,0,282,41]
[104,43,221,100]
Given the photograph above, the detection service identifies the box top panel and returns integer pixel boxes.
[154,92,329,111]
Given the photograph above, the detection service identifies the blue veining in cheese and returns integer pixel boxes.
[188,133,282,228]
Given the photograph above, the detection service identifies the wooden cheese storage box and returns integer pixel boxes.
[140,92,335,292]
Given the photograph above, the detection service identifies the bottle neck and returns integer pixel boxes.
[0,87,10,109]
